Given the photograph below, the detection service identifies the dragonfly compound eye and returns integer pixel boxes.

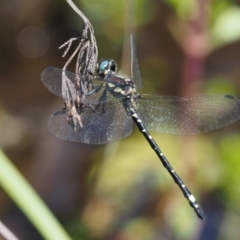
[97,59,109,77]
[109,60,117,73]
[97,59,117,77]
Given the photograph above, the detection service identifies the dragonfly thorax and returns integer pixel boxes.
[96,59,137,98]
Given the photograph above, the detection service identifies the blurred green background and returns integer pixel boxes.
[1,0,240,239]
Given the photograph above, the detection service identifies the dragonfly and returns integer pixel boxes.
[41,34,240,220]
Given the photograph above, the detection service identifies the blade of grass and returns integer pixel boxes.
[0,149,72,240]
[0,220,19,240]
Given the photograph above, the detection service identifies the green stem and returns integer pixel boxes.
[0,150,72,240]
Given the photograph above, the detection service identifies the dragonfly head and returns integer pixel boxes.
[96,59,117,78]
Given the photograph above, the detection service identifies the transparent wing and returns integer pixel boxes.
[137,94,240,134]
[131,34,143,89]
[48,100,133,144]
[41,67,103,101]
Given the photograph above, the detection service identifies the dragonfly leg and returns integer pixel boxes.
[87,89,107,115]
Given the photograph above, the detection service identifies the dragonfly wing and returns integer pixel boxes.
[131,34,143,89]
[41,67,76,98]
[48,100,133,144]
[137,94,240,134]
[41,67,103,101]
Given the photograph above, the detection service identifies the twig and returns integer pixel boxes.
[60,0,98,125]
[61,0,98,76]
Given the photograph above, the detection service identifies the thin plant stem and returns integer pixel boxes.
[0,150,72,240]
